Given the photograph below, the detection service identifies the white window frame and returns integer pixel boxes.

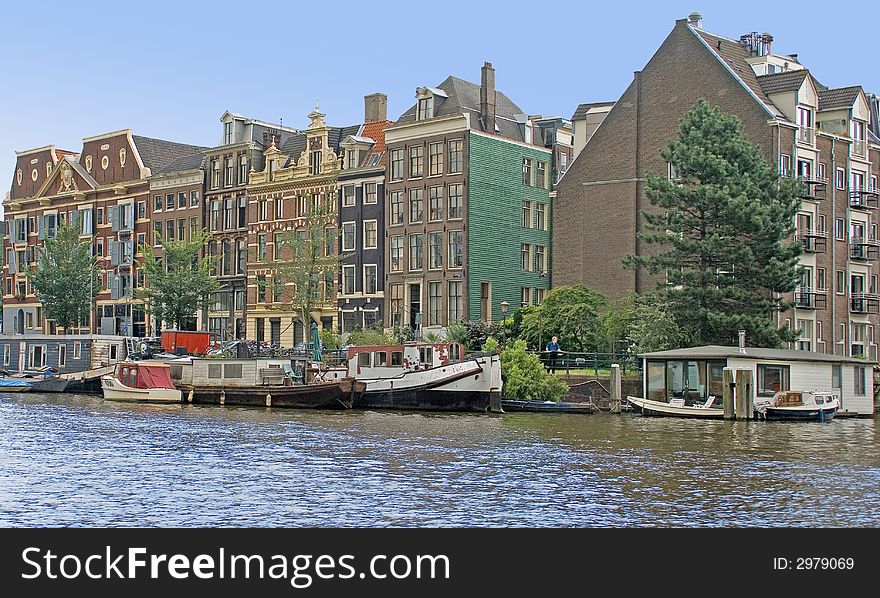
[363,264,378,295]
[363,220,378,250]
[342,265,356,296]
[342,222,357,252]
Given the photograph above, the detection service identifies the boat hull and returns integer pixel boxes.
[0,382,33,393]
[353,388,493,412]
[181,382,353,409]
[761,405,838,421]
[500,400,593,414]
[102,377,182,404]
[627,396,724,419]
[27,377,70,393]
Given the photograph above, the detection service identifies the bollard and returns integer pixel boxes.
[266,393,272,407]
[187,389,193,404]
[722,367,735,419]
[610,364,622,414]
[735,369,754,420]
[489,393,504,413]
[219,390,225,406]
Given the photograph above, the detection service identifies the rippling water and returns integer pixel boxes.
[1,393,878,527]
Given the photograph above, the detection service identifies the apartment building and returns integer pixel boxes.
[553,12,880,358]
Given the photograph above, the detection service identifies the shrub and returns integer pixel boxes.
[499,340,569,402]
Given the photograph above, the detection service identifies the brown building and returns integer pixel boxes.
[3,130,204,337]
[554,13,880,358]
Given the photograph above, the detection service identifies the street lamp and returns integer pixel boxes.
[500,300,510,315]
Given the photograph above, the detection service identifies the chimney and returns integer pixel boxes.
[687,11,702,29]
[262,129,279,148]
[364,93,388,124]
[480,61,496,134]
[738,330,747,354]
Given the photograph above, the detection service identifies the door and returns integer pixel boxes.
[409,283,421,330]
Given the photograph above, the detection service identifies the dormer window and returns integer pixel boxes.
[309,151,322,175]
[224,122,233,145]
[418,97,434,120]
[346,149,360,169]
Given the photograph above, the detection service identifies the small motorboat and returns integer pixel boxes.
[0,378,34,393]
[756,391,839,422]
[627,395,724,419]
[4,368,70,392]
[101,361,182,403]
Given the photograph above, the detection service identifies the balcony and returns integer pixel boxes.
[852,139,868,158]
[851,293,880,314]
[797,126,815,146]
[795,287,827,310]
[795,229,827,253]
[850,238,880,261]
[796,176,826,200]
[850,187,879,210]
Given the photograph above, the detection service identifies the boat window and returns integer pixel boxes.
[814,396,825,404]
[358,352,371,368]
[707,361,726,398]
[130,368,137,388]
[646,361,666,401]
[224,364,242,378]
[391,351,403,366]
[450,343,461,361]
[121,367,129,385]
[208,364,222,379]
[374,352,387,366]
[757,364,790,397]
[420,347,434,365]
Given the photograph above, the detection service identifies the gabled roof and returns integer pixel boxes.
[158,151,206,174]
[396,75,527,141]
[818,86,862,111]
[756,70,809,95]
[277,124,364,168]
[33,155,98,198]
[362,120,392,156]
[571,102,615,120]
[131,136,207,172]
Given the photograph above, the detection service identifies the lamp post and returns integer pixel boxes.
[499,301,509,346]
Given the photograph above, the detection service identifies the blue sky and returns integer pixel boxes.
[1,0,878,213]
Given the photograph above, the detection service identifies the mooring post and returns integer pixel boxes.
[735,369,754,420]
[219,390,225,406]
[610,364,622,413]
[187,389,193,404]
[489,393,504,413]
[266,393,272,407]
[722,367,735,420]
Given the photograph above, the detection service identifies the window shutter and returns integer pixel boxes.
[109,240,120,266]
[110,275,120,300]
[125,240,134,264]
[37,216,45,240]
[8,249,16,274]
[110,206,119,232]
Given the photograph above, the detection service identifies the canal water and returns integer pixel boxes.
[2,393,879,527]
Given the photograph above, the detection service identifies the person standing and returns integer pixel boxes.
[546,336,561,373]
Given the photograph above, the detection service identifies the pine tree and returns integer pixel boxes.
[138,230,219,330]
[29,221,99,331]
[625,99,802,348]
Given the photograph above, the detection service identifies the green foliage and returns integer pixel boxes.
[446,323,468,345]
[393,326,418,343]
[519,285,607,351]
[347,327,396,346]
[423,330,444,343]
[599,292,638,353]
[451,320,497,351]
[627,295,694,353]
[138,230,219,330]
[319,329,340,350]
[482,337,499,352]
[29,222,99,331]
[499,340,569,402]
[625,99,802,348]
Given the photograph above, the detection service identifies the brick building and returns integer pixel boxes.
[553,13,880,358]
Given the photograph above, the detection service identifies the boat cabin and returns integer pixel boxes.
[640,345,875,416]
[346,342,466,377]
[114,362,176,390]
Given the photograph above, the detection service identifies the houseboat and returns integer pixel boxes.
[164,356,357,409]
[630,344,874,418]
[101,361,182,403]
[324,342,503,412]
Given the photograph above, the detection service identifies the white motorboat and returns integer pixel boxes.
[101,361,182,403]
[626,395,724,418]
[755,391,839,421]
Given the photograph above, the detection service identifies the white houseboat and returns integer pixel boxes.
[631,345,875,418]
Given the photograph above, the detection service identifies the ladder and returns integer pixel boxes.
[124,337,139,358]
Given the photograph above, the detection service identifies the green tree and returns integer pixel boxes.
[625,99,802,348]
[267,182,347,338]
[627,295,694,354]
[138,231,219,330]
[347,327,396,346]
[497,340,569,402]
[29,221,99,331]
[600,292,638,353]
[519,285,607,352]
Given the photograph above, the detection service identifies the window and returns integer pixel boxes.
[835,218,845,240]
[390,149,404,180]
[166,219,175,242]
[522,201,532,228]
[854,366,867,395]
[448,184,463,219]
[817,162,826,181]
[222,240,232,275]
[258,234,267,261]
[522,287,532,306]
[428,281,442,325]
[153,222,162,245]
[363,220,377,249]
[448,231,463,268]
[178,218,186,242]
[448,140,463,173]
[177,192,186,209]
[363,265,377,295]
[523,158,533,186]
[409,145,424,178]
[342,222,356,251]
[237,239,246,274]
[364,183,377,204]
[779,154,791,176]
[836,270,845,295]
[390,284,404,327]
[343,185,356,207]
[832,364,842,389]
[796,319,813,351]
[342,265,356,295]
[417,97,433,120]
[390,191,403,225]
[409,234,423,271]
[224,157,234,187]
[309,151,322,175]
[534,245,546,274]
[536,161,547,189]
[836,168,846,190]
[73,342,81,360]
[259,200,268,222]
[97,208,103,225]
[223,122,233,145]
[521,243,532,271]
[390,236,404,272]
[273,233,283,260]
[224,198,234,230]
[536,203,546,230]
[58,344,67,368]
[274,197,283,220]
[239,156,248,184]
[429,187,443,221]
[137,201,146,220]
[409,188,424,223]
[210,200,220,230]
[559,153,568,178]
[238,196,247,228]
[257,275,266,303]
[448,281,463,324]
[817,268,826,291]
[758,364,790,397]
[166,193,175,210]
[324,227,336,256]
[429,143,443,176]
[429,232,443,269]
